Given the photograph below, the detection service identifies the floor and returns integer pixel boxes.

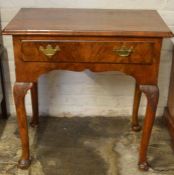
[0,116,174,175]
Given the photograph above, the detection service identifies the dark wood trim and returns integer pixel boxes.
[164,107,174,146]
[163,46,174,146]
[0,47,8,119]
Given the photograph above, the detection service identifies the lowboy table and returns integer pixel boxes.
[3,8,173,170]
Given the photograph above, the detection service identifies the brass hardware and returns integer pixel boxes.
[39,44,60,58]
[113,46,133,57]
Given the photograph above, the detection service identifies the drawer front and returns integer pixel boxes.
[21,40,155,64]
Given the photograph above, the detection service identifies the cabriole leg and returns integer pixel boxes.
[13,82,33,169]
[132,82,142,131]
[138,85,159,171]
[30,82,39,127]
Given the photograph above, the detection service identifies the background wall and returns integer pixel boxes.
[0,0,174,118]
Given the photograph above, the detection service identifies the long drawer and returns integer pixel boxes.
[21,40,155,64]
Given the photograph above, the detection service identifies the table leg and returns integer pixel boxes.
[132,82,142,131]
[13,82,33,169]
[138,85,159,171]
[30,82,39,127]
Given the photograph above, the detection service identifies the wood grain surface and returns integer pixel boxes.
[3,8,173,37]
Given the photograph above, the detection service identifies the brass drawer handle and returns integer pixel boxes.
[113,46,133,57]
[39,44,60,58]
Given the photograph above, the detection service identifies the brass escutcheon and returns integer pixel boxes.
[39,44,60,58]
[113,46,133,57]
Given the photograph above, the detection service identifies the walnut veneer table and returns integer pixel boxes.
[3,8,173,170]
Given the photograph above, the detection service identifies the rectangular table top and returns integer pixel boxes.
[3,8,173,37]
